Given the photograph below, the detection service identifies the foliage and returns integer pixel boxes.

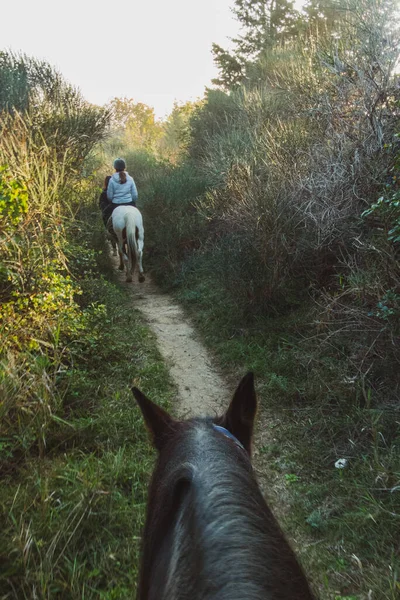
[0,166,28,227]
[139,161,209,279]
[211,44,245,89]
[159,101,202,162]
[362,136,400,245]
[105,97,163,151]
[156,27,398,310]
[0,50,66,113]
[0,134,101,462]
[232,0,301,52]
[212,0,340,89]
[0,51,110,169]
[363,191,400,244]
[0,51,96,496]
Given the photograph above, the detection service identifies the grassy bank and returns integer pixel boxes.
[0,215,173,599]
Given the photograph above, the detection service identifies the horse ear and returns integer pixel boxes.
[132,387,176,451]
[219,372,257,455]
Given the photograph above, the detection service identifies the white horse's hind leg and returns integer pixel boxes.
[126,234,134,283]
[137,252,145,282]
[115,233,125,271]
[117,246,125,271]
[136,226,145,283]
[138,250,145,282]
[126,249,133,283]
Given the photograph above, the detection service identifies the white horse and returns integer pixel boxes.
[111,205,145,283]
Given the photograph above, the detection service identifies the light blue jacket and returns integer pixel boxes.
[107,171,138,204]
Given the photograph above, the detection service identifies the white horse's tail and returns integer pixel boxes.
[125,210,138,274]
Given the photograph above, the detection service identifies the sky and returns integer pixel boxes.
[2,0,240,119]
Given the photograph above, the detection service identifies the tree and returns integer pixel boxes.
[0,51,109,170]
[211,0,342,90]
[212,44,245,89]
[105,97,163,150]
[211,0,303,90]
[233,0,300,53]
[159,101,201,161]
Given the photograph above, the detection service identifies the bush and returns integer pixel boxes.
[0,51,110,462]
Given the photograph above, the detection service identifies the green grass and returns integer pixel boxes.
[0,224,174,599]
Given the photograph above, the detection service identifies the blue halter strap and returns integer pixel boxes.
[212,424,245,451]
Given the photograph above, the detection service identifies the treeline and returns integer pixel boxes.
[124,0,400,596]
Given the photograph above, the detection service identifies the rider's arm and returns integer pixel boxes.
[107,179,114,201]
[130,179,138,202]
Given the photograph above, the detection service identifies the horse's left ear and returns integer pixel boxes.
[218,372,257,456]
[132,387,177,452]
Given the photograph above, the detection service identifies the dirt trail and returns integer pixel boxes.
[113,260,230,418]
[113,261,276,486]
[113,261,305,546]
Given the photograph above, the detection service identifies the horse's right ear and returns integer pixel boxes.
[218,372,257,456]
[132,387,176,451]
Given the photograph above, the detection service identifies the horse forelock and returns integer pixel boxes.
[139,419,315,600]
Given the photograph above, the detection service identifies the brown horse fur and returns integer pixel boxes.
[132,373,317,600]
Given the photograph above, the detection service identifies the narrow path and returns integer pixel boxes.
[112,262,273,491]
[113,259,318,570]
[112,259,230,418]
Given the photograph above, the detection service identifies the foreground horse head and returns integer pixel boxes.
[112,205,145,283]
[132,374,316,600]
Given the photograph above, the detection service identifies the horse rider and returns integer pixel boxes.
[100,158,138,227]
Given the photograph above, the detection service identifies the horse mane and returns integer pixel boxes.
[138,419,315,600]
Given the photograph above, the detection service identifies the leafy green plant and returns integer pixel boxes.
[0,166,28,226]
[362,133,400,245]
[285,473,300,484]
[371,290,400,325]
[362,190,400,244]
